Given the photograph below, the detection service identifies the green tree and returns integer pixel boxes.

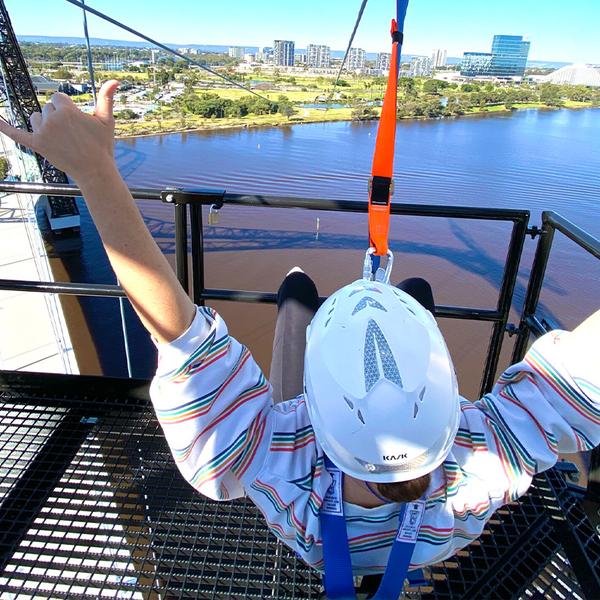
[51,68,74,80]
[115,109,139,120]
[539,84,564,107]
[0,155,10,180]
[422,79,449,95]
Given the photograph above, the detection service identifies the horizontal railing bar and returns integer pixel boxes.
[0,278,125,297]
[202,288,502,321]
[0,181,530,222]
[0,180,163,200]
[544,211,600,259]
[222,193,530,222]
[0,279,503,322]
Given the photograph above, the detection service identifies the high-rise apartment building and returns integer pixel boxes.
[228,47,245,59]
[377,52,391,73]
[348,47,366,71]
[410,56,432,77]
[274,40,295,66]
[431,49,447,68]
[461,35,530,78]
[307,44,331,69]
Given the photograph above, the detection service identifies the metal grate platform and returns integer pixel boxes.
[1,371,599,599]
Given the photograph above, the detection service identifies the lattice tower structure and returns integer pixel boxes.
[0,0,79,229]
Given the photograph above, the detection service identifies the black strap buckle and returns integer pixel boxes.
[392,30,404,44]
[369,176,393,206]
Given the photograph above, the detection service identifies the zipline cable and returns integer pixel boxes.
[78,1,135,377]
[64,0,271,101]
[81,0,97,106]
[334,0,369,87]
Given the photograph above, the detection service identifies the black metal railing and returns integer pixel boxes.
[2,181,600,599]
[0,180,531,397]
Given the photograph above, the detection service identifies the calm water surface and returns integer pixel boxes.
[72,109,599,380]
[117,108,600,235]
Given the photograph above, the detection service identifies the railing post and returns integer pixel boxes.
[190,203,205,306]
[174,202,189,293]
[480,214,529,396]
[511,214,555,363]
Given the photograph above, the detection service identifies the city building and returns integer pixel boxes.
[295,53,307,66]
[348,47,366,71]
[228,47,245,59]
[461,35,530,78]
[377,52,391,73]
[274,40,295,66]
[490,35,530,77]
[461,52,493,77]
[431,48,447,68]
[307,44,331,69]
[30,75,60,94]
[410,55,433,77]
[256,47,273,63]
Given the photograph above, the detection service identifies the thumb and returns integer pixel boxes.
[95,80,120,125]
[0,116,35,150]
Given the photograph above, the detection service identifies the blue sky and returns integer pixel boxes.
[5,0,599,63]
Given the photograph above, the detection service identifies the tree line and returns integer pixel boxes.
[393,79,600,119]
[175,90,296,119]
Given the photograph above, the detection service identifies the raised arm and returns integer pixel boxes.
[0,81,195,343]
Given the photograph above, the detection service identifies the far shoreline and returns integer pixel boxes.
[114,103,598,140]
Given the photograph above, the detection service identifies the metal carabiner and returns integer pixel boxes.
[362,247,394,283]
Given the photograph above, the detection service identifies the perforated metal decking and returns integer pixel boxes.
[0,371,599,599]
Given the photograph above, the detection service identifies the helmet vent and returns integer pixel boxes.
[352,296,387,316]
[344,396,354,410]
[357,409,365,425]
[419,386,426,402]
[324,317,332,328]
[413,403,419,418]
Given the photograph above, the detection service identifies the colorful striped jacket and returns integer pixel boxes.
[149,306,599,575]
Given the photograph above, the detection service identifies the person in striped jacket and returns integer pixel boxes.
[0,82,598,580]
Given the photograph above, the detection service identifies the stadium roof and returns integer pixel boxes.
[543,63,600,87]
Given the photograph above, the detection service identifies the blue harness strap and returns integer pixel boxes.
[321,456,355,599]
[320,456,426,600]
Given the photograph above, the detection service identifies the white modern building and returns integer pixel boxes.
[377,52,391,73]
[431,48,447,68]
[228,47,245,59]
[348,47,366,71]
[274,40,295,66]
[307,44,331,69]
[410,55,433,77]
[542,64,600,87]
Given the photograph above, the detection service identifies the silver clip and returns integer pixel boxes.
[363,248,394,283]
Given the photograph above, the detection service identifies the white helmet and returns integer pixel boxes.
[303,251,460,483]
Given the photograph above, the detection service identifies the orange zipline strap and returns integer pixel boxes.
[368,18,402,256]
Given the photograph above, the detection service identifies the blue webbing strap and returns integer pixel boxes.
[321,456,355,599]
[321,457,426,600]
[370,502,425,599]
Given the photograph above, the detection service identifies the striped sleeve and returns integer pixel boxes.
[149,306,273,501]
[475,329,599,501]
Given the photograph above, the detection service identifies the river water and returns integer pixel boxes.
[73,108,599,398]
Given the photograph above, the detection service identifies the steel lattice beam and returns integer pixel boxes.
[0,0,79,228]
